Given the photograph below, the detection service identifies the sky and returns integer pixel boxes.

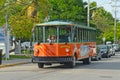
[83,0,120,19]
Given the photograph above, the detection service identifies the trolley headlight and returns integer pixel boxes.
[34,49,39,53]
[66,48,70,53]
[34,48,39,56]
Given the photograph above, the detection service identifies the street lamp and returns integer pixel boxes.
[85,0,96,27]
[87,0,97,27]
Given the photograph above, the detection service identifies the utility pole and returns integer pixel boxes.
[111,0,120,44]
[5,0,10,60]
[87,0,90,27]
[5,15,10,59]
[114,0,117,44]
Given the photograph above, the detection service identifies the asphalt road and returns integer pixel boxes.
[0,52,120,80]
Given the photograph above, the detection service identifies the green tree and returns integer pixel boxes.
[49,0,86,23]
[117,22,120,43]
[92,7,113,32]
[103,21,120,43]
[103,26,114,42]
[91,6,114,44]
[0,0,51,40]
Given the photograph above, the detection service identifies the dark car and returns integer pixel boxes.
[98,45,111,58]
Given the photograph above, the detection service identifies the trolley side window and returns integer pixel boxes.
[59,27,72,43]
[45,26,57,43]
[34,26,43,43]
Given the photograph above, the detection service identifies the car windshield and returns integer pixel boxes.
[98,45,107,49]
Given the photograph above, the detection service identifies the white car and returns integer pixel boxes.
[107,44,115,56]
[113,44,119,52]
[21,42,31,49]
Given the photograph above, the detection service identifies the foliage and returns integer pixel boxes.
[92,7,114,32]
[0,0,119,44]
[90,1,97,7]
[9,16,34,39]
[115,22,120,43]
[91,6,114,44]
[0,0,51,40]
[2,54,31,60]
[102,22,120,44]
[49,0,86,23]
[103,26,114,43]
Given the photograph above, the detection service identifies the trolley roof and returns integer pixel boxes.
[35,21,96,30]
[36,21,74,26]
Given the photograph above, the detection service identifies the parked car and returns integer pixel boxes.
[21,42,31,49]
[113,43,119,52]
[107,44,115,56]
[97,45,111,58]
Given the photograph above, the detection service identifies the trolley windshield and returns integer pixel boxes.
[33,21,74,43]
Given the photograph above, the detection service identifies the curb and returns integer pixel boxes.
[0,62,30,68]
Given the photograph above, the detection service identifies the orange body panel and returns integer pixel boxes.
[33,42,96,60]
[34,43,74,57]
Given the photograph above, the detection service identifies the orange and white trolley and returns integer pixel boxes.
[32,21,96,68]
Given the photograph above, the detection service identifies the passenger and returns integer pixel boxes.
[66,32,71,42]
[47,35,51,42]
[51,35,56,42]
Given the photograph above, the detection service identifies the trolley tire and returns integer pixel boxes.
[38,63,44,68]
[68,55,76,68]
[83,57,91,64]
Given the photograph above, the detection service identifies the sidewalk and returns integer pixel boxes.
[0,58,31,68]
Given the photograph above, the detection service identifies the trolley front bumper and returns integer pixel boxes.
[32,56,73,63]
